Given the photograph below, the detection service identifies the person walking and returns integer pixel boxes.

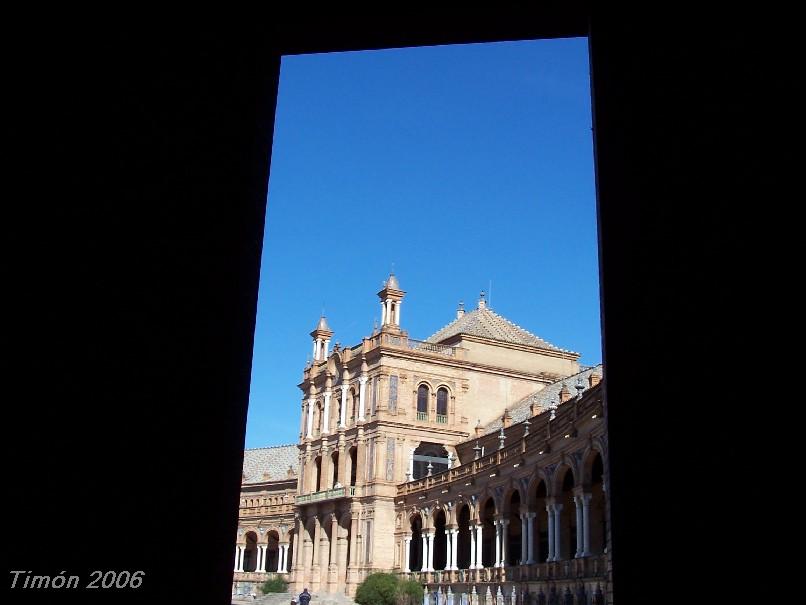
[298,588,312,605]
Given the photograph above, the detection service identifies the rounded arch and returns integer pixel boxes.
[242,531,259,572]
[581,444,607,490]
[409,511,424,572]
[436,386,450,418]
[416,383,431,416]
[480,496,497,568]
[550,463,577,497]
[456,501,472,570]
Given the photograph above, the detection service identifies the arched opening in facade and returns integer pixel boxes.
[338,513,351,582]
[481,498,496,568]
[314,456,322,492]
[507,490,522,566]
[323,516,333,568]
[436,387,448,423]
[348,446,357,486]
[266,530,280,572]
[589,452,606,555]
[312,401,321,437]
[305,518,317,573]
[456,503,471,570]
[243,531,258,572]
[412,442,449,480]
[558,467,577,560]
[409,514,423,571]
[433,508,448,570]
[535,479,548,562]
[416,384,429,420]
[331,451,339,487]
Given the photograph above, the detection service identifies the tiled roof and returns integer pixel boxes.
[385,273,401,290]
[425,306,577,354]
[313,316,332,333]
[482,364,603,435]
[242,444,299,484]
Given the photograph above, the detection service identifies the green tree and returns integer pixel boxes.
[355,573,423,605]
[261,576,288,594]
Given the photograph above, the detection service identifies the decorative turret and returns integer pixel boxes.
[377,273,405,330]
[456,301,465,319]
[477,290,487,310]
[310,315,333,362]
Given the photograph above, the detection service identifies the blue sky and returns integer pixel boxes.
[245,38,600,449]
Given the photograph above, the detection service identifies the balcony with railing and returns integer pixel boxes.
[417,411,428,421]
[296,485,359,505]
[366,333,465,359]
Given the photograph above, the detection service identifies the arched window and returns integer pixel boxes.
[416,385,429,420]
[436,388,448,423]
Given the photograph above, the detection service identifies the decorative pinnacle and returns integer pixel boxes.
[473,440,482,459]
[524,416,531,437]
[498,426,506,449]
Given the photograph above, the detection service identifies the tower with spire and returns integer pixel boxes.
[377,273,405,332]
[310,316,333,362]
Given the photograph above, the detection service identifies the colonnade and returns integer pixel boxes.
[233,542,291,573]
[404,494,600,573]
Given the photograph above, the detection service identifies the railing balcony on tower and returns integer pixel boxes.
[296,485,359,504]
[366,333,465,359]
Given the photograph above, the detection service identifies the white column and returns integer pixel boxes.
[404,536,412,572]
[501,520,509,567]
[358,377,367,420]
[306,398,314,438]
[408,448,415,479]
[553,503,563,561]
[234,546,241,572]
[426,532,435,571]
[494,520,501,567]
[445,529,452,571]
[324,339,330,358]
[380,300,387,325]
[283,544,290,572]
[257,545,264,572]
[451,529,459,570]
[312,340,318,360]
[322,391,331,434]
[340,388,347,427]
[395,300,401,325]
[546,504,555,562]
[469,525,476,569]
[475,525,483,569]
[421,533,428,571]
[526,513,536,564]
[386,300,392,324]
[574,495,584,558]
[520,514,528,564]
[581,493,592,556]
[236,546,245,572]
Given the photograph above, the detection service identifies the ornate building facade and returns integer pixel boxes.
[233,275,610,604]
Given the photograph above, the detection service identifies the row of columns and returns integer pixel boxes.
[405,494,596,572]
[233,544,291,573]
[380,299,401,326]
[306,378,368,438]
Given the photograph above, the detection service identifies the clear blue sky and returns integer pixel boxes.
[245,38,600,449]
